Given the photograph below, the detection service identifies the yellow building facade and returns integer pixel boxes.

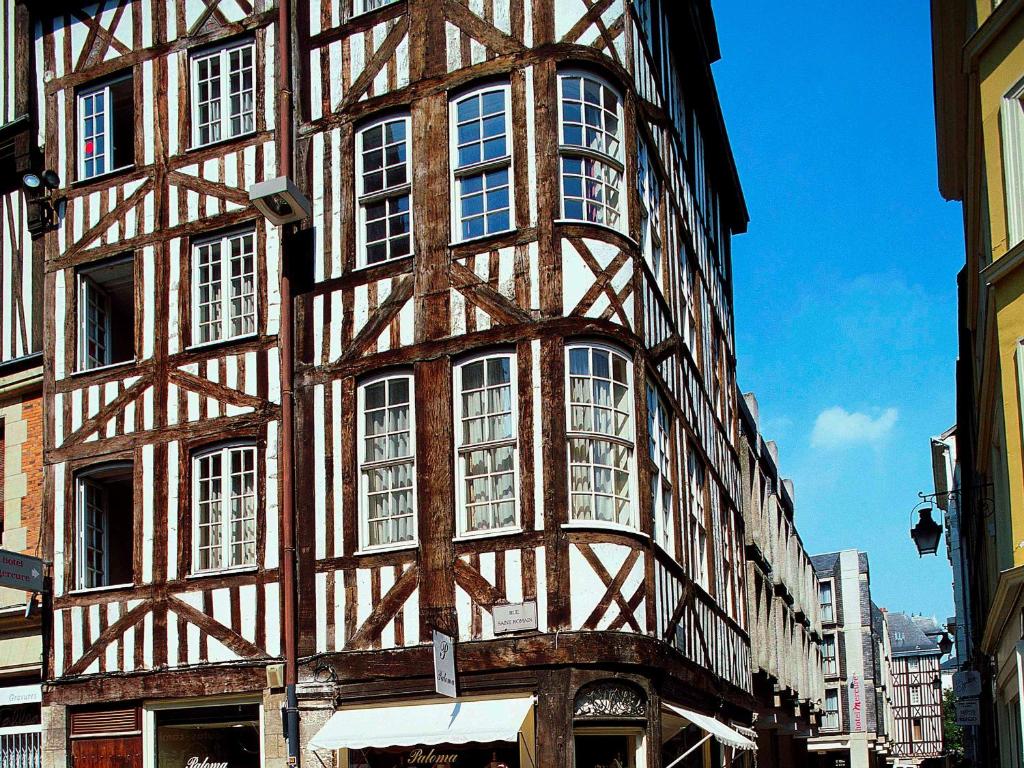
[933,1,1024,764]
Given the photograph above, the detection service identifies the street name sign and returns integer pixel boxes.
[432,630,456,698]
[493,601,538,634]
[0,550,44,593]
[952,670,982,698]
[955,699,981,727]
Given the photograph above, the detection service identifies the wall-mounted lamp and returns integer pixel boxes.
[22,168,64,238]
[910,507,943,557]
[249,176,311,226]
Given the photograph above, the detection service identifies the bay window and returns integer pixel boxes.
[558,72,624,229]
[567,343,635,529]
[358,374,416,550]
[455,353,518,536]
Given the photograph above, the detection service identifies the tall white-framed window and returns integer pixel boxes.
[647,384,673,554]
[190,39,256,148]
[908,657,920,673]
[450,84,513,241]
[192,228,257,345]
[557,71,624,230]
[822,633,838,676]
[638,136,662,275]
[1002,77,1024,248]
[687,446,708,589]
[77,73,134,180]
[566,343,636,529]
[356,114,412,267]
[910,685,921,706]
[819,579,835,623]
[358,373,416,551]
[192,443,258,573]
[455,353,518,537]
[823,688,841,731]
[76,256,136,372]
[75,464,135,590]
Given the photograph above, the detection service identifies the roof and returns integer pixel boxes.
[887,612,942,657]
[811,552,840,574]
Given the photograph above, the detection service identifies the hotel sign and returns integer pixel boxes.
[0,550,44,594]
[848,675,864,732]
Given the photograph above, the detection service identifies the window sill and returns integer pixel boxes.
[74,164,137,189]
[454,526,522,543]
[354,541,418,556]
[554,219,636,246]
[448,228,516,249]
[186,332,259,353]
[187,565,258,580]
[187,130,258,156]
[69,582,135,596]
[72,358,137,378]
[354,253,414,273]
[561,521,649,539]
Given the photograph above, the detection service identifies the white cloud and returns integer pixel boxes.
[810,406,898,449]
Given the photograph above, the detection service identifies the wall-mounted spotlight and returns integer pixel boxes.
[249,176,311,226]
[22,168,63,238]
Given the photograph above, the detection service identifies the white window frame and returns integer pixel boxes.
[77,74,133,181]
[819,578,835,623]
[74,466,134,592]
[191,442,259,575]
[453,352,520,539]
[449,83,515,243]
[353,0,401,16]
[638,135,663,276]
[687,446,709,590]
[823,687,842,732]
[822,633,838,676]
[910,685,921,706]
[357,372,417,553]
[77,273,112,371]
[191,227,258,347]
[556,70,626,232]
[647,384,673,555]
[190,39,257,149]
[1002,76,1024,248]
[564,342,638,532]
[355,113,414,268]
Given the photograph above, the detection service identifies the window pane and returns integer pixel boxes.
[360,376,416,548]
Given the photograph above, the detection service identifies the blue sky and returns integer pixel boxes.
[712,1,964,622]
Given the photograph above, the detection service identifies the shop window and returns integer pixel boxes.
[77,73,134,180]
[191,39,256,148]
[75,464,134,590]
[455,353,518,536]
[566,344,636,529]
[575,734,638,768]
[358,373,416,550]
[192,443,258,573]
[77,256,135,371]
[356,115,412,267]
[450,84,513,241]
[192,228,257,346]
[155,704,259,768]
[558,71,624,230]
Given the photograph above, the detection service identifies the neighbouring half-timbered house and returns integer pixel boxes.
[35,2,293,768]
[738,393,824,767]
[884,613,944,765]
[0,2,47,765]
[292,1,757,767]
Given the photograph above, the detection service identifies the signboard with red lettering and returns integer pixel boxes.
[350,744,518,768]
[0,550,44,593]
[848,675,864,732]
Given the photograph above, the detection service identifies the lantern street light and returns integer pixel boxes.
[938,632,953,657]
[910,507,943,557]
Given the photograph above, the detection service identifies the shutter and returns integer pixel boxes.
[70,707,141,737]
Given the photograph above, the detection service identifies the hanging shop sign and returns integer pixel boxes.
[493,602,538,634]
[954,699,981,727]
[0,550,45,594]
[349,744,518,768]
[433,630,457,698]
[952,670,981,698]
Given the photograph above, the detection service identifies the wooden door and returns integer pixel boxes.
[72,736,143,768]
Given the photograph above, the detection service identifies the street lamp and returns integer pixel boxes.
[938,632,953,657]
[910,507,943,557]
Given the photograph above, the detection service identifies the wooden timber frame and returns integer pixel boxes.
[26,0,762,767]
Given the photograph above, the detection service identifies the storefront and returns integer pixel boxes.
[0,682,41,768]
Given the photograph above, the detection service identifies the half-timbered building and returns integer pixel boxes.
[738,393,824,767]
[292,1,756,767]
[884,613,944,764]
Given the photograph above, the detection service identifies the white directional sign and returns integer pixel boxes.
[432,630,456,699]
[0,550,44,593]
[955,699,981,727]
[952,670,982,698]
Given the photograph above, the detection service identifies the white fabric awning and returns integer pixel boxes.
[309,696,535,752]
[662,702,757,751]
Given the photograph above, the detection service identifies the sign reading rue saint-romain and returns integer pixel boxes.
[0,549,45,594]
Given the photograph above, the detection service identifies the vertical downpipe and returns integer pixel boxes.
[276,0,299,762]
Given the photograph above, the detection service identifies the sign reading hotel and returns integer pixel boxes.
[493,602,538,634]
[0,550,45,594]
[433,630,457,698]
[849,675,863,732]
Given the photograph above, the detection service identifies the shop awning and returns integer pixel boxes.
[661,703,757,751]
[308,696,535,752]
